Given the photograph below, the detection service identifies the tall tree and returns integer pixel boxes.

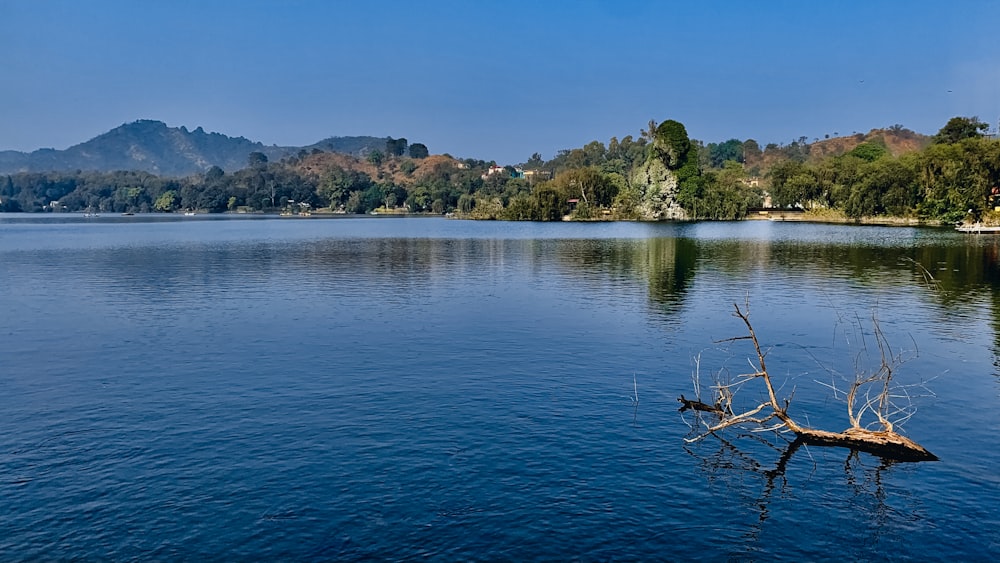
[408,143,429,159]
[933,116,989,144]
[709,138,745,167]
[553,167,618,207]
[743,139,763,172]
[386,137,408,157]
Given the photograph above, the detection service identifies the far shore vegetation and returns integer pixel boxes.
[1,117,998,226]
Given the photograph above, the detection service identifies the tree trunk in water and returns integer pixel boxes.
[793,427,938,462]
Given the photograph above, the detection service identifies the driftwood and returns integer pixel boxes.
[679,301,937,462]
[677,395,724,415]
[794,427,936,462]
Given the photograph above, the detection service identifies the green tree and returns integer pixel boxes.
[525,152,544,169]
[866,156,919,217]
[457,193,475,213]
[916,137,1000,220]
[367,150,384,166]
[709,139,744,167]
[247,152,268,170]
[743,139,763,173]
[406,185,433,211]
[345,191,364,213]
[206,165,225,180]
[500,194,535,220]
[603,135,648,180]
[532,184,568,221]
[696,161,762,219]
[553,167,618,208]
[933,116,989,144]
[408,143,429,159]
[767,160,807,207]
[319,167,372,209]
[153,190,178,212]
[849,141,888,162]
[386,137,408,157]
[1,175,22,211]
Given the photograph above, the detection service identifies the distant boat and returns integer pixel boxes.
[184,211,196,216]
[121,212,134,216]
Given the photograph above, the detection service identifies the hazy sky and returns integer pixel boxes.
[2,0,999,163]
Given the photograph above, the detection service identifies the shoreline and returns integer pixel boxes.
[0,208,956,228]
[745,209,947,228]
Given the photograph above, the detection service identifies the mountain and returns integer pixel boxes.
[0,120,389,177]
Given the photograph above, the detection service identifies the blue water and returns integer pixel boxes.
[1,215,998,560]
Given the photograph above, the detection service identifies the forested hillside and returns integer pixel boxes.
[1,117,996,224]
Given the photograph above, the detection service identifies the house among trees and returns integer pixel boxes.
[480,165,548,182]
[480,164,506,179]
[524,169,552,184]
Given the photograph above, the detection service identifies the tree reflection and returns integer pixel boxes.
[646,237,699,307]
[550,237,700,310]
[984,239,1000,375]
[683,428,913,561]
[76,227,1000,376]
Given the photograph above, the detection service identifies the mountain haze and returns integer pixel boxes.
[0,120,388,177]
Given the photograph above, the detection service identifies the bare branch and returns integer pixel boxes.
[683,402,778,443]
[678,299,936,462]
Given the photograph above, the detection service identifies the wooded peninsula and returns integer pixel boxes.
[1,116,997,225]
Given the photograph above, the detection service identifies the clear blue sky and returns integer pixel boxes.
[2,0,999,164]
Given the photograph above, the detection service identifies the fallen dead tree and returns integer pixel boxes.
[679,300,937,462]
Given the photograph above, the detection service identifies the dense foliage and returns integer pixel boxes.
[766,124,1000,222]
[1,116,996,223]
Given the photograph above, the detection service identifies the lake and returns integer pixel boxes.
[1,214,998,560]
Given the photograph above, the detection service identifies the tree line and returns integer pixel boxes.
[461,115,998,222]
[765,117,1000,222]
[1,117,996,223]
[0,137,446,215]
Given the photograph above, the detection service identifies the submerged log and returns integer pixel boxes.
[794,427,938,462]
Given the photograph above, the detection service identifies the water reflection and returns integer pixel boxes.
[684,431,913,561]
[12,228,1000,365]
[1,219,997,560]
[547,237,699,309]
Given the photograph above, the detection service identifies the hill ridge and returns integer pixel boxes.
[0,120,389,177]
